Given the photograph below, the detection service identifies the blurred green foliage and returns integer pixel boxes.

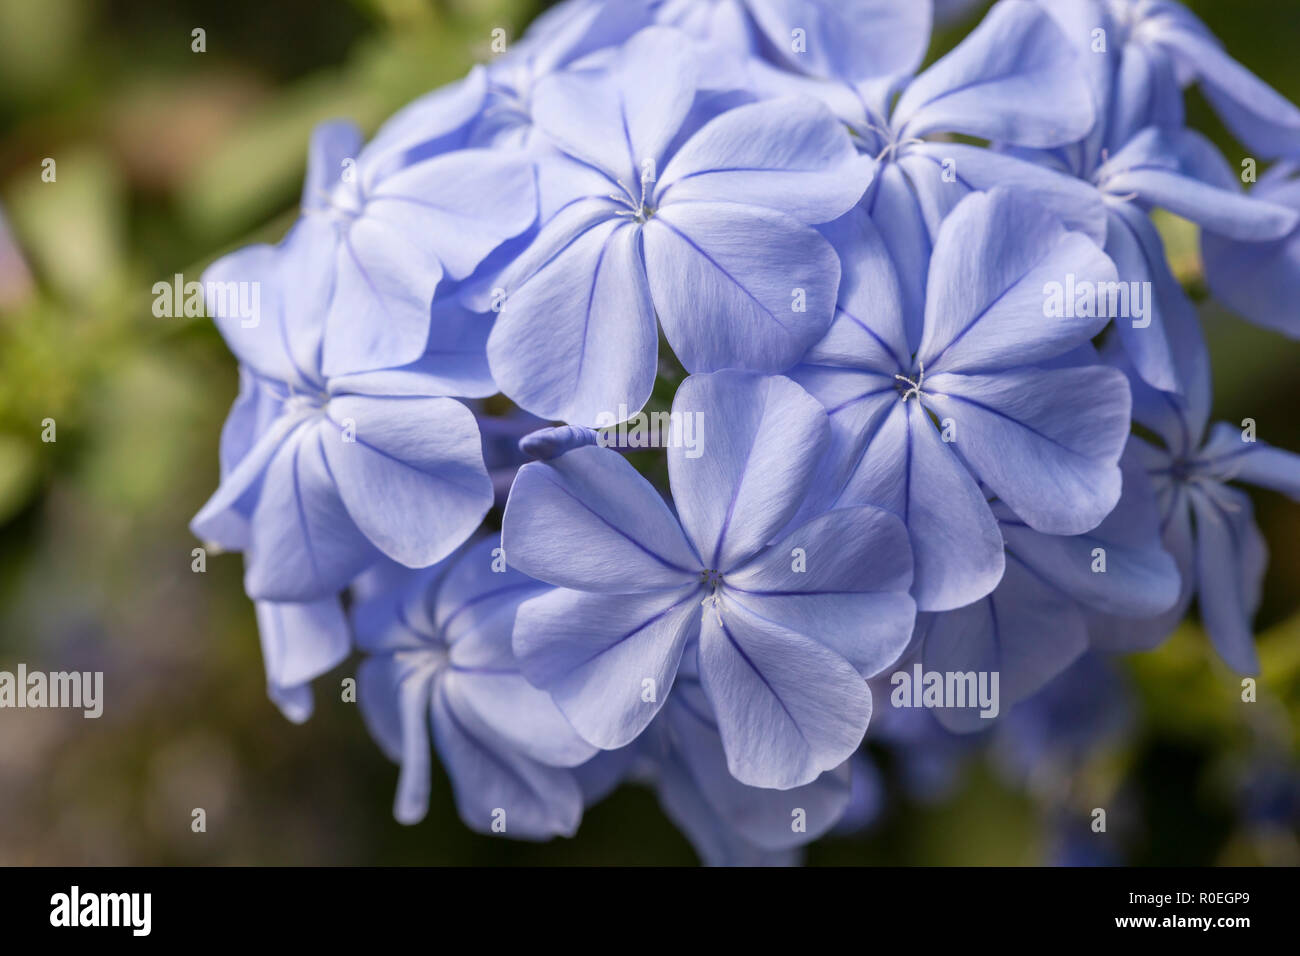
[0,0,1296,865]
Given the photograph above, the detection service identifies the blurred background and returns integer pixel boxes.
[0,0,1297,865]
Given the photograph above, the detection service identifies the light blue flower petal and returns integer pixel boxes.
[254,595,351,723]
[698,596,871,789]
[1202,171,1300,339]
[246,425,379,601]
[434,678,585,838]
[743,0,931,82]
[918,188,1116,374]
[357,654,439,823]
[920,554,1089,733]
[489,219,657,424]
[1190,484,1266,675]
[998,446,1180,618]
[810,208,911,372]
[925,365,1130,535]
[657,97,873,223]
[531,26,698,185]
[725,506,915,676]
[645,203,840,374]
[668,371,829,571]
[503,446,700,591]
[1102,201,1194,396]
[660,690,852,851]
[906,142,1108,246]
[322,150,535,377]
[320,395,491,568]
[1153,20,1300,160]
[836,400,1006,612]
[1200,423,1300,502]
[1100,128,1298,240]
[512,586,702,749]
[301,120,364,214]
[863,162,932,353]
[893,0,1094,147]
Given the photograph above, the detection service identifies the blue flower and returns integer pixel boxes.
[1203,160,1300,338]
[503,370,916,789]
[353,537,596,835]
[1093,342,1300,673]
[191,222,494,603]
[794,187,1130,612]
[745,0,1100,339]
[486,27,873,425]
[915,443,1179,731]
[1063,0,1300,160]
[1009,2,1300,393]
[294,115,536,377]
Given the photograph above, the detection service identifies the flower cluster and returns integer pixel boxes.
[194,0,1300,863]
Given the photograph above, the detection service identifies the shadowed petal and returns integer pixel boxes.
[1190,485,1266,675]
[919,554,1088,733]
[433,679,584,838]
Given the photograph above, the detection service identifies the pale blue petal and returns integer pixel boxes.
[924,366,1130,534]
[254,595,351,723]
[724,506,915,676]
[834,400,1005,612]
[512,586,702,749]
[920,555,1088,733]
[321,395,491,568]
[668,371,829,571]
[502,446,700,591]
[488,219,657,425]
[657,97,873,223]
[1190,485,1266,675]
[918,188,1117,374]
[644,202,840,373]
[698,597,871,789]
[246,425,379,601]
[433,678,584,838]
[892,0,1094,147]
